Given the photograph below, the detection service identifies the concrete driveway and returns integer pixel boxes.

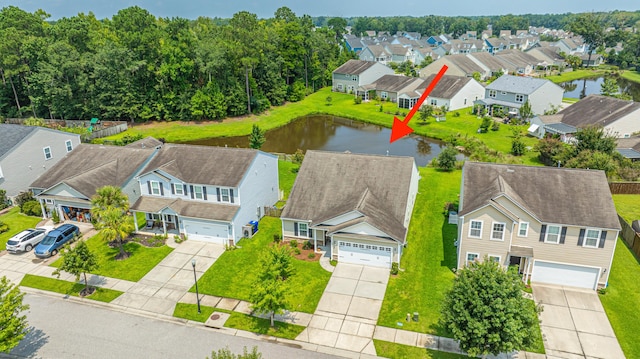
[533,285,625,359]
[296,263,390,356]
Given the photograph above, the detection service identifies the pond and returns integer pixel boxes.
[559,76,640,101]
[184,115,453,167]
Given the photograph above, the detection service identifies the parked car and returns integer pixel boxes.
[34,224,80,258]
[5,227,52,253]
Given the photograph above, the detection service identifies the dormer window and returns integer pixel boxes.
[150,181,161,196]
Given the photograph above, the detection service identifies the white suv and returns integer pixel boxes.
[5,227,52,253]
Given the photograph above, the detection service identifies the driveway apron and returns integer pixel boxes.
[533,285,625,359]
[296,263,390,356]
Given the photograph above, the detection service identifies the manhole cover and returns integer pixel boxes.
[210,314,220,320]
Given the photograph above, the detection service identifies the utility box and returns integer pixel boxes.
[413,312,419,322]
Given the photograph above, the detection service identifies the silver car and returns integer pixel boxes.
[5,227,51,253]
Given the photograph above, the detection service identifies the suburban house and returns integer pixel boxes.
[332,59,394,93]
[525,46,566,68]
[129,144,279,245]
[456,162,621,290]
[494,49,540,75]
[0,124,81,201]
[467,52,510,77]
[554,38,587,55]
[580,53,605,67]
[30,144,158,223]
[281,151,419,268]
[358,45,392,64]
[530,95,640,139]
[474,75,564,116]
[485,38,508,54]
[419,54,488,80]
[360,74,425,106]
[344,35,364,53]
[421,74,485,111]
[616,136,640,161]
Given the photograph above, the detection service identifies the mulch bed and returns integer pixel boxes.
[280,240,320,262]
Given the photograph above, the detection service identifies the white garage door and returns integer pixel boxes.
[337,241,392,268]
[183,221,228,245]
[532,260,600,290]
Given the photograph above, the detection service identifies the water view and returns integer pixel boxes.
[560,76,640,101]
[184,115,452,167]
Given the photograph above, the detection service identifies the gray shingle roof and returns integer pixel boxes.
[420,75,474,99]
[486,74,552,94]
[460,162,621,230]
[125,136,164,149]
[444,54,485,75]
[130,196,238,222]
[281,151,416,243]
[554,95,640,128]
[333,59,379,75]
[0,124,37,158]
[469,52,510,72]
[372,74,424,93]
[544,123,577,134]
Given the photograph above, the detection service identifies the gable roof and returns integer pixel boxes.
[125,136,164,149]
[486,74,553,94]
[468,52,510,72]
[364,44,391,58]
[281,151,416,243]
[494,49,540,67]
[130,196,238,222]
[420,75,475,99]
[0,124,37,158]
[444,54,486,74]
[140,144,258,187]
[460,162,620,230]
[372,74,424,93]
[30,144,155,198]
[333,59,379,75]
[553,95,640,128]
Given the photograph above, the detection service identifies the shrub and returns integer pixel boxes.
[294,247,301,255]
[289,239,298,248]
[22,201,42,217]
[273,234,282,243]
[479,117,492,133]
[491,121,500,131]
[379,105,383,112]
[14,191,35,211]
[0,189,8,210]
[330,260,337,266]
[390,262,399,275]
[453,111,461,117]
[292,149,305,165]
[0,220,9,234]
[354,96,362,105]
[52,209,61,224]
[302,240,313,250]
[435,146,458,172]
[308,252,316,259]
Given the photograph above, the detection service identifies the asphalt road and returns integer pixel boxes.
[7,294,339,359]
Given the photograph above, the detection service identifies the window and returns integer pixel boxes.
[352,75,358,81]
[489,90,497,98]
[515,94,524,102]
[584,229,601,248]
[624,133,631,138]
[489,255,501,263]
[43,147,52,160]
[150,181,161,195]
[518,222,529,237]
[466,252,479,264]
[545,225,561,244]
[385,247,392,252]
[381,91,388,99]
[365,245,372,250]
[194,185,204,200]
[174,184,184,196]
[491,223,505,241]
[431,99,438,105]
[469,220,483,238]
[464,98,467,105]
[345,242,351,247]
[221,188,230,203]
[298,223,308,237]
[372,246,378,250]
[65,140,73,152]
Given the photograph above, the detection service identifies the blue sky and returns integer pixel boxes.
[1,0,637,20]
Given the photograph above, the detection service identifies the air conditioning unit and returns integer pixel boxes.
[242,224,254,238]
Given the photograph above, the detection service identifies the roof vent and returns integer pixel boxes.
[506,169,515,173]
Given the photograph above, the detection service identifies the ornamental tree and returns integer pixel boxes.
[249,245,294,327]
[441,259,541,356]
[52,241,99,296]
[0,276,30,353]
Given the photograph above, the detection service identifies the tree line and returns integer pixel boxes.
[0,6,353,121]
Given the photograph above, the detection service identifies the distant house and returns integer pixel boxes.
[385,44,414,63]
[467,52,510,77]
[344,35,364,53]
[616,136,640,161]
[525,46,566,68]
[421,74,485,111]
[358,45,392,65]
[499,30,512,38]
[281,151,419,268]
[0,124,80,201]
[580,53,605,67]
[474,75,564,116]
[426,34,452,46]
[555,38,587,55]
[494,49,541,75]
[485,38,508,54]
[332,59,394,94]
[413,47,438,65]
[419,54,488,80]
[457,162,621,290]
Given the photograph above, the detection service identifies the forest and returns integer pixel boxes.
[1,6,639,122]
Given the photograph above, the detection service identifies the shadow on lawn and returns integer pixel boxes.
[440,216,459,270]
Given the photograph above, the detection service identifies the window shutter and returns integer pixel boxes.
[598,231,607,248]
[539,225,546,242]
[159,184,164,196]
[203,187,208,200]
[183,184,187,194]
[294,222,298,236]
[559,227,567,244]
[190,185,194,199]
[147,181,151,194]
[216,188,221,202]
[577,229,585,246]
[309,227,313,238]
[230,189,235,203]
[171,184,175,195]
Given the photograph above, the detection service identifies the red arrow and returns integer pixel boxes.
[389,65,449,143]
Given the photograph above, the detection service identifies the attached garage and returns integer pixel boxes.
[337,241,392,268]
[183,220,229,245]
[531,260,600,290]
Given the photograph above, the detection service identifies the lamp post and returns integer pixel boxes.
[191,259,201,314]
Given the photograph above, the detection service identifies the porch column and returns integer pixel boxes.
[397,242,401,267]
[313,229,317,253]
[162,216,167,235]
[39,199,47,219]
[133,211,139,232]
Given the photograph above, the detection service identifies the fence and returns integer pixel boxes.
[84,123,128,141]
[264,206,283,218]
[618,214,640,259]
[609,182,640,195]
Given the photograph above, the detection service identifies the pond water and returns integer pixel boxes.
[560,76,640,101]
[184,115,453,167]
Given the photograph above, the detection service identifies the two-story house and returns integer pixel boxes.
[474,74,564,117]
[130,145,279,246]
[1,124,80,201]
[332,59,394,94]
[456,162,621,290]
[281,151,419,268]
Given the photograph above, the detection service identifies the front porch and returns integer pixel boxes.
[132,211,181,237]
[509,245,534,284]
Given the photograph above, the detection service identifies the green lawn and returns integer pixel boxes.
[545,68,607,83]
[0,207,42,248]
[374,340,469,359]
[278,159,298,200]
[620,70,640,84]
[193,217,331,313]
[612,194,640,223]
[20,274,123,302]
[50,232,173,282]
[172,303,305,339]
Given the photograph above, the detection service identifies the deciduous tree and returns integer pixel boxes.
[52,241,99,296]
[250,245,294,327]
[434,146,458,171]
[249,124,266,150]
[0,276,30,353]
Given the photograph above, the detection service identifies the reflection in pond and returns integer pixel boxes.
[183,115,455,167]
[560,76,640,101]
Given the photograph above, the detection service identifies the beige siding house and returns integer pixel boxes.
[281,151,419,268]
[457,162,621,290]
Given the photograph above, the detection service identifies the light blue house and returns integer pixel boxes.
[130,144,279,245]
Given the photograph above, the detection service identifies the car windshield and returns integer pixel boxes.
[40,235,56,245]
[7,240,19,245]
